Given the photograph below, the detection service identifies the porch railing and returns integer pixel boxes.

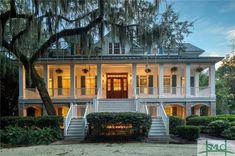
[49,88,70,98]
[75,88,97,98]
[164,87,185,97]
[24,88,40,99]
[158,103,169,135]
[136,87,159,97]
[190,86,210,97]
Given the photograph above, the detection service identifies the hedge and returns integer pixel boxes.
[87,112,152,137]
[0,116,63,129]
[186,115,235,127]
[222,126,235,140]
[176,125,200,141]
[0,126,62,145]
[169,116,185,134]
[208,120,230,137]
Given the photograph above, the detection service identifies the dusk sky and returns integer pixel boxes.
[166,0,235,57]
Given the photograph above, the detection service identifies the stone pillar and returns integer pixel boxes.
[159,64,164,98]
[185,102,192,117]
[43,64,48,90]
[132,63,137,98]
[210,102,216,116]
[97,64,102,98]
[209,63,216,98]
[19,64,25,99]
[195,72,199,96]
[70,64,75,98]
[186,64,191,97]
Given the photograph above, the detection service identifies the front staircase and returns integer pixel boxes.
[64,99,169,142]
[148,117,169,142]
[65,118,85,139]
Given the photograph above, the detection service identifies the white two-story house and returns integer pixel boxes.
[18,34,223,139]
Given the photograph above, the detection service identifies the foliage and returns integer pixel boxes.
[186,115,235,126]
[0,1,193,115]
[221,126,235,140]
[199,72,209,87]
[216,54,235,114]
[87,112,152,137]
[176,125,200,141]
[0,53,18,116]
[0,126,62,145]
[169,116,185,134]
[208,120,230,137]
[0,116,63,129]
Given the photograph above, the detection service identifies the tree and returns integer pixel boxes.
[216,47,235,114]
[0,52,18,116]
[0,0,192,115]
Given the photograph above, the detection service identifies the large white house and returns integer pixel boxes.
[18,34,223,140]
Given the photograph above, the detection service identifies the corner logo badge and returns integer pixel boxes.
[197,139,235,156]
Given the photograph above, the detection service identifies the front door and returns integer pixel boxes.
[106,73,128,98]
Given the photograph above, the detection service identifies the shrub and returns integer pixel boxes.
[208,120,230,137]
[169,116,185,134]
[221,126,235,140]
[0,126,62,145]
[0,116,63,129]
[176,125,200,140]
[87,112,152,137]
[186,115,235,127]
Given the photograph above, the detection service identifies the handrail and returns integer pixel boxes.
[82,103,89,135]
[145,103,149,115]
[64,103,74,136]
[159,103,169,135]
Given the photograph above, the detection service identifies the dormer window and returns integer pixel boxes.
[114,43,120,54]
[108,42,125,54]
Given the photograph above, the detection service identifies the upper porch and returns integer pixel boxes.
[19,60,218,102]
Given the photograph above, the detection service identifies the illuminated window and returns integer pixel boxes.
[164,76,171,93]
[113,79,121,91]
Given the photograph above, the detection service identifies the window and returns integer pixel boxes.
[109,43,112,54]
[164,76,171,93]
[114,43,120,54]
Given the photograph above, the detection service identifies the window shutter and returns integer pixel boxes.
[81,76,86,95]
[148,75,153,94]
[57,76,63,95]
[172,75,177,94]
[95,76,97,95]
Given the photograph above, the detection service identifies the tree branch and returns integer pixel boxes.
[30,16,102,64]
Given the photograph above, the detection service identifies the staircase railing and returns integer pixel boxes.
[64,102,74,136]
[158,103,169,135]
[82,103,90,135]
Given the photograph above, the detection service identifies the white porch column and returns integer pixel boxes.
[43,64,48,90]
[97,63,102,98]
[195,72,199,96]
[159,64,164,98]
[209,63,216,98]
[19,64,25,99]
[186,64,191,97]
[132,63,137,98]
[70,64,75,98]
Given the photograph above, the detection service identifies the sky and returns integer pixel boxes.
[165,0,235,57]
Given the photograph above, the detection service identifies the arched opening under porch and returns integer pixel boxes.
[164,103,185,118]
[191,103,211,116]
[24,105,42,117]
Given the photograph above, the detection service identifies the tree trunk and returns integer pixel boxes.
[30,64,56,115]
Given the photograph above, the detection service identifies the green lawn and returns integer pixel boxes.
[0,143,197,156]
